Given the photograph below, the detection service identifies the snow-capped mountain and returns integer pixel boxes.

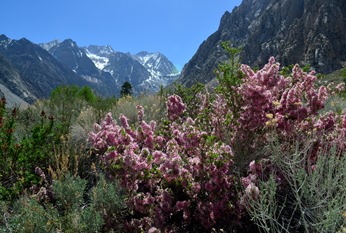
[42,39,118,96]
[0,35,180,106]
[84,45,114,70]
[134,51,180,90]
[83,45,180,93]
[49,39,94,73]
[134,51,178,76]
[0,35,99,104]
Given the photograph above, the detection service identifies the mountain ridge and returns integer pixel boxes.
[177,0,346,87]
[0,34,179,106]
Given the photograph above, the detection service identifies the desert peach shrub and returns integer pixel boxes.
[89,95,241,231]
[90,57,345,232]
[236,59,345,232]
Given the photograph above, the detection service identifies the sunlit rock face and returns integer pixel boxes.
[178,0,346,87]
[0,35,91,104]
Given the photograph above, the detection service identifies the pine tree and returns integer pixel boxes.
[120,81,133,97]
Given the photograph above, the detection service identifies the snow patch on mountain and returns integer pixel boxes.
[43,42,180,93]
[83,45,116,71]
[85,50,109,70]
[0,35,13,48]
[39,39,61,51]
[134,51,179,76]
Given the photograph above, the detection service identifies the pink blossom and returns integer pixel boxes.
[148,227,160,233]
[166,95,185,121]
[88,56,345,231]
[335,83,345,92]
[119,114,130,129]
[245,183,260,200]
[137,105,144,123]
[153,150,165,164]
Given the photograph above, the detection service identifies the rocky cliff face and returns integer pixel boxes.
[0,35,90,103]
[133,52,180,92]
[83,46,179,94]
[48,39,118,96]
[0,34,179,105]
[178,0,346,87]
[104,52,152,91]
[0,54,33,104]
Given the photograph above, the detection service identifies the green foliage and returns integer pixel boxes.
[157,85,167,102]
[280,64,295,76]
[8,197,57,233]
[0,99,18,200]
[120,81,133,97]
[91,96,118,124]
[214,41,244,127]
[342,68,346,81]
[48,85,97,135]
[215,41,243,94]
[91,174,128,231]
[0,173,128,232]
[0,85,118,202]
[16,113,57,182]
[341,68,346,98]
[281,64,311,76]
[0,174,104,233]
[50,85,96,104]
[322,94,346,115]
[53,174,87,212]
[0,103,59,201]
[77,86,97,104]
[173,82,205,118]
[42,85,116,137]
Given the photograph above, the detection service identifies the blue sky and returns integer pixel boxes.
[0,0,242,70]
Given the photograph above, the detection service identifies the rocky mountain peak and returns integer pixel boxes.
[177,0,346,87]
[39,39,60,51]
[85,47,179,93]
[48,39,93,73]
[0,34,179,105]
[0,34,11,43]
[85,45,115,56]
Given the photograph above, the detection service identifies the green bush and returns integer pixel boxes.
[1,174,104,233]
[0,168,129,232]
[0,98,61,201]
[91,174,128,232]
[173,82,206,118]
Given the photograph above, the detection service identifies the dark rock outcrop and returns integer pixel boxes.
[104,52,151,90]
[0,54,33,103]
[0,35,90,103]
[178,0,346,87]
[48,39,118,96]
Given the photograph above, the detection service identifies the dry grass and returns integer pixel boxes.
[111,94,166,126]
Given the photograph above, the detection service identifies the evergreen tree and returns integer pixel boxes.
[120,81,133,97]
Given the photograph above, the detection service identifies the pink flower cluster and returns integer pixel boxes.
[238,57,328,136]
[89,57,345,230]
[166,94,185,121]
[312,111,346,157]
[240,159,276,207]
[237,58,345,203]
[89,95,238,231]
